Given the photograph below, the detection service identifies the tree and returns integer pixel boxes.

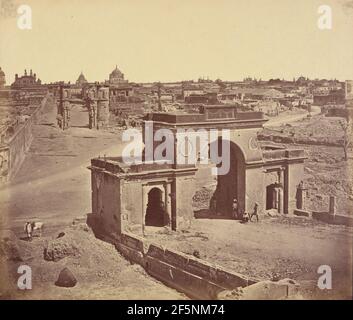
[339,118,353,161]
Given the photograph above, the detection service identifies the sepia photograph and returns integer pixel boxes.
[0,0,352,305]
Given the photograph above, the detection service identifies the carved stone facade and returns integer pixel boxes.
[89,105,305,238]
[57,84,110,130]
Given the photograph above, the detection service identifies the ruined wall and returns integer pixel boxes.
[1,94,52,184]
[175,175,196,229]
[7,118,33,180]
[91,170,121,235]
[245,167,266,214]
[112,232,256,299]
[0,147,9,184]
[121,180,143,225]
[285,162,304,214]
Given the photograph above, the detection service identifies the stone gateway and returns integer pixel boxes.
[88,105,305,236]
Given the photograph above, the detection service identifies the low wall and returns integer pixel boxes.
[293,209,353,227]
[0,94,53,184]
[312,211,353,227]
[87,214,301,299]
[258,133,341,147]
[111,232,257,299]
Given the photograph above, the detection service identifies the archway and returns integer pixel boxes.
[209,139,246,219]
[266,183,282,212]
[145,187,169,227]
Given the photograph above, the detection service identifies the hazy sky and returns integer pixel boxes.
[0,0,352,84]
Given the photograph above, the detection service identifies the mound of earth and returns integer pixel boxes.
[1,223,186,299]
[0,230,22,262]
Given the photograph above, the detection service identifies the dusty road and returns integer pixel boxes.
[264,105,320,127]
[0,103,125,230]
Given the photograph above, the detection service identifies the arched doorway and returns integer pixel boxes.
[210,139,246,218]
[266,183,282,212]
[145,187,169,227]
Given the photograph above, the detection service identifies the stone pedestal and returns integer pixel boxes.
[296,181,307,210]
[329,196,336,215]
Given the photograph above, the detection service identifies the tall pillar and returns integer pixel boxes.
[165,182,172,226]
[284,166,289,214]
[171,180,177,230]
[91,100,97,129]
[87,99,97,129]
[97,86,110,129]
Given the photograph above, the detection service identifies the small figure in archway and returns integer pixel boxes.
[232,198,238,219]
[210,196,217,214]
[249,202,259,222]
[56,114,63,129]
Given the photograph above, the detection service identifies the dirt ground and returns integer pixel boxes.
[259,115,353,215]
[0,224,186,300]
[138,215,352,299]
[302,145,353,215]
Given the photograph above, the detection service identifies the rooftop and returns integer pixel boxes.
[145,105,265,125]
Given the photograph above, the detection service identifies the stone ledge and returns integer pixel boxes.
[312,211,353,227]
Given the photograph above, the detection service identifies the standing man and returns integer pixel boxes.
[250,202,259,222]
[232,198,238,219]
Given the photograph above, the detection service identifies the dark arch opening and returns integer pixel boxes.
[266,183,282,211]
[145,187,169,227]
[209,138,246,219]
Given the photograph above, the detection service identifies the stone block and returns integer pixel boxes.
[146,243,165,260]
[214,266,249,289]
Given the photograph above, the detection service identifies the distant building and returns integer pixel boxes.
[222,88,284,101]
[313,90,345,106]
[109,66,128,85]
[182,86,204,99]
[11,69,42,89]
[76,72,88,86]
[0,67,5,88]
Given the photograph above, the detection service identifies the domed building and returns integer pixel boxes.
[0,67,5,88]
[109,65,128,85]
[76,72,88,85]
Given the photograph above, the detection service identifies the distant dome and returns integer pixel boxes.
[76,72,88,84]
[0,67,5,76]
[109,65,126,84]
[110,66,123,77]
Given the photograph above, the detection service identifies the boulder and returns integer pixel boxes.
[239,278,300,300]
[44,235,80,262]
[55,268,77,288]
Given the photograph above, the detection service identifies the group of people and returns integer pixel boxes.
[232,198,259,222]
